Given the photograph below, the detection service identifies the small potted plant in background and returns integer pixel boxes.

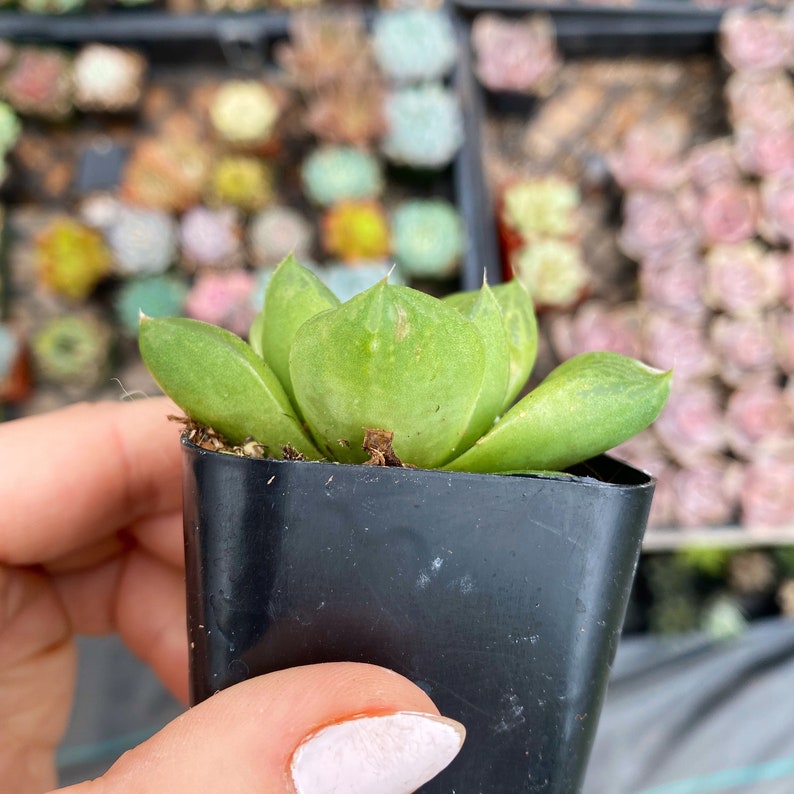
[139,255,670,793]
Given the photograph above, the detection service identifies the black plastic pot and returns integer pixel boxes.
[183,439,654,793]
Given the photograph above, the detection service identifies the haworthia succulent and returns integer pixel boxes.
[443,352,671,474]
[139,315,320,459]
[289,279,487,467]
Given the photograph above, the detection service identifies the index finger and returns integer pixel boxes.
[0,397,182,565]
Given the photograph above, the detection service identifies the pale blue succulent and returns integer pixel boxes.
[392,198,465,278]
[372,10,457,85]
[301,146,384,208]
[381,83,464,170]
[115,274,189,336]
[320,261,405,303]
[108,205,178,277]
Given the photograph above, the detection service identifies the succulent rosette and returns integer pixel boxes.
[741,443,794,527]
[697,181,759,246]
[641,309,717,381]
[638,247,707,315]
[724,72,794,132]
[140,256,671,472]
[372,9,457,85]
[759,173,794,245]
[499,176,579,240]
[321,200,391,263]
[652,379,727,467]
[391,198,465,279]
[710,313,779,387]
[107,204,178,277]
[670,456,742,528]
[205,156,274,213]
[719,9,791,74]
[35,217,112,302]
[618,190,700,262]
[73,44,147,113]
[185,269,257,339]
[2,46,73,121]
[247,205,314,269]
[685,138,742,192]
[725,378,794,459]
[703,241,784,316]
[319,261,403,303]
[548,300,641,362]
[471,12,560,96]
[208,81,280,149]
[301,146,383,208]
[381,83,464,170]
[179,206,243,272]
[734,123,794,178]
[115,274,189,336]
[509,238,590,312]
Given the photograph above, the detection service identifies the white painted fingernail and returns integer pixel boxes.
[290,711,466,794]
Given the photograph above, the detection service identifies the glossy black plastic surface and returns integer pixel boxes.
[182,440,654,793]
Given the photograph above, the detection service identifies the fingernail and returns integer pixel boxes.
[290,711,466,794]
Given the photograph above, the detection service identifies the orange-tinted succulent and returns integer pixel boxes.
[304,79,387,148]
[321,200,391,263]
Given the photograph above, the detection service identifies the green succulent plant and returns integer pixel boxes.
[139,256,671,472]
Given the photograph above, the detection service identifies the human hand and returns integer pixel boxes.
[0,398,464,793]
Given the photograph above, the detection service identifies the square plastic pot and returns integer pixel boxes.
[182,438,654,793]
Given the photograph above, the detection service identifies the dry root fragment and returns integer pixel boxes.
[362,428,414,467]
[171,415,269,458]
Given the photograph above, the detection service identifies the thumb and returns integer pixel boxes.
[55,662,465,794]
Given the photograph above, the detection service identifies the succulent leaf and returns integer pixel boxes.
[254,255,340,404]
[289,279,487,467]
[139,315,320,459]
[443,351,671,473]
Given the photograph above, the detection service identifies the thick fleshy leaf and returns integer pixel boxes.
[290,280,487,467]
[254,255,340,404]
[139,315,320,458]
[443,351,671,473]
[445,279,537,411]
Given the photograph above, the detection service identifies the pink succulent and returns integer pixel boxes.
[774,250,794,309]
[741,443,794,526]
[606,118,688,192]
[771,309,794,374]
[725,378,794,459]
[720,9,791,74]
[547,300,641,362]
[185,270,256,338]
[759,173,794,245]
[641,309,717,382]
[703,241,784,316]
[697,181,759,245]
[734,123,794,178]
[471,13,561,96]
[685,138,742,192]
[638,247,707,315]
[653,379,727,466]
[725,72,794,132]
[710,313,780,386]
[618,190,701,262]
[671,456,742,528]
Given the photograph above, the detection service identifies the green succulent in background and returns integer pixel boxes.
[139,255,671,471]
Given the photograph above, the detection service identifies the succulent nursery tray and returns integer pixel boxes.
[0,9,490,418]
[462,7,794,539]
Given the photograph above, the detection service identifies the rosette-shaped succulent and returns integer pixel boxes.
[391,198,464,279]
[247,205,314,269]
[685,138,741,191]
[471,12,560,96]
[725,378,794,459]
[121,137,209,212]
[0,101,20,157]
[73,44,147,113]
[670,457,742,528]
[548,300,641,362]
[641,310,717,381]
[0,323,31,404]
[639,247,707,315]
[106,204,178,278]
[734,123,794,178]
[499,176,579,241]
[372,9,457,85]
[725,72,794,132]
[381,84,464,170]
[35,217,112,301]
[115,274,189,336]
[703,240,783,316]
[321,200,391,263]
[276,9,373,91]
[711,313,779,387]
[697,181,759,245]
[2,46,73,121]
[741,443,794,526]
[301,146,383,208]
[185,269,256,339]
[31,313,113,390]
[304,79,387,148]
[773,309,794,374]
[720,9,791,74]
[205,156,274,213]
[510,238,589,311]
[208,81,280,149]
[179,206,243,272]
[759,173,794,245]
[320,261,402,303]
[140,256,670,474]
